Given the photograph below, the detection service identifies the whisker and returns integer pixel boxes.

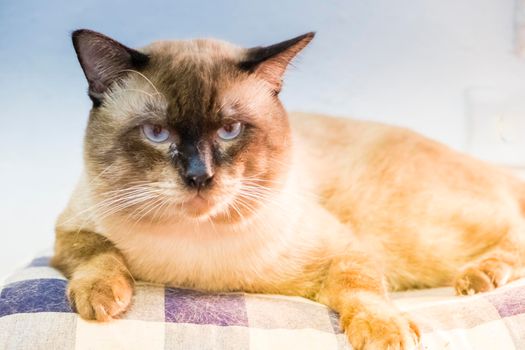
[112,88,159,99]
[58,187,158,226]
[119,69,162,95]
[107,254,136,284]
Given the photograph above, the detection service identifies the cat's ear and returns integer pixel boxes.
[239,32,315,94]
[72,29,149,106]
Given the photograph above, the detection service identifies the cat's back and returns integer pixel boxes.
[289,111,525,289]
[288,112,389,153]
[288,111,519,197]
[288,111,439,192]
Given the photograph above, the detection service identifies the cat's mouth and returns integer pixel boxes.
[179,189,244,222]
[181,193,216,217]
[188,193,209,207]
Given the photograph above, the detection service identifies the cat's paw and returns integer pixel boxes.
[454,258,513,295]
[342,299,420,350]
[67,268,134,321]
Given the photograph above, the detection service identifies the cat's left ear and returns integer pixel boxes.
[239,32,315,94]
[72,29,149,106]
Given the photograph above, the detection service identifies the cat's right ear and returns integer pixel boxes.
[72,29,149,107]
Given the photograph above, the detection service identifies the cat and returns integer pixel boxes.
[52,29,525,350]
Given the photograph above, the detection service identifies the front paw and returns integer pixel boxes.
[454,257,513,295]
[341,295,420,350]
[67,268,134,321]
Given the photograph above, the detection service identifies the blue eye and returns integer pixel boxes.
[142,124,170,143]
[217,122,242,140]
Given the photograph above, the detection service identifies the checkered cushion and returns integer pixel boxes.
[1,256,525,349]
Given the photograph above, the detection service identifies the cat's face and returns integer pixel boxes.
[74,30,313,223]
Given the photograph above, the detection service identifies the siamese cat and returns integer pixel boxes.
[52,29,525,350]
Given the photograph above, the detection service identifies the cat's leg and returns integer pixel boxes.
[317,250,420,350]
[454,246,523,295]
[51,228,134,321]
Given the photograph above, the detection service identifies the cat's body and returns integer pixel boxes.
[292,112,525,290]
[53,30,525,350]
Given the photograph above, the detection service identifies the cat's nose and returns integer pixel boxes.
[185,170,214,189]
[183,155,214,189]
[179,141,214,189]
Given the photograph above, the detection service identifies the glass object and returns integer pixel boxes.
[465,87,525,172]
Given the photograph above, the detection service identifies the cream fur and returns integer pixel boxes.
[59,111,525,295]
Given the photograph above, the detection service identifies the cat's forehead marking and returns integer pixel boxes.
[100,76,168,123]
[144,48,241,126]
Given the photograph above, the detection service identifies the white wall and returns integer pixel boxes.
[1,0,525,278]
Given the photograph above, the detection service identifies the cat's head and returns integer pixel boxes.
[74,29,313,223]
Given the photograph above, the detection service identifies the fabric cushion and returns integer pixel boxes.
[1,256,525,349]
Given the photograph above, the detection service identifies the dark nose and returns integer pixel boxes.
[185,169,214,189]
[183,156,214,189]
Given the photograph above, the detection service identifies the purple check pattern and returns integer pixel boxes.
[2,257,525,349]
